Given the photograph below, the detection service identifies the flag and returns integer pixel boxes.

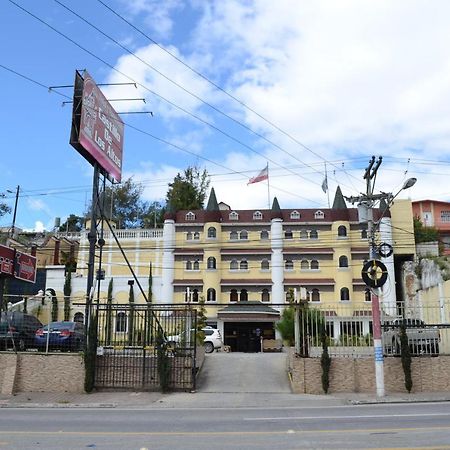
[248,165,269,185]
[321,175,328,193]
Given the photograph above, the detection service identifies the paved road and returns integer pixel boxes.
[1,402,450,449]
[197,351,291,393]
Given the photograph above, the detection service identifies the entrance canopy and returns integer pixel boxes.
[217,301,280,322]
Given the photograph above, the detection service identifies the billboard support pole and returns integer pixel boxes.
[85,164,100,324]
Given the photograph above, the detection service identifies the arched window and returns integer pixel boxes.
[290,210,300,219]
[285,230,293,239]
[240,230,248,240]
[261,289,270,302]
[186,260,192,270]
[207,288,216,302]
[310,259,319,270]
[116,311,127,332]
[230,259,238,270]
[253,211,263,220]
[285,259,294,270]
[207,227,216,238]
[260,230,269,240]
[240,260,248,270]
[207,257,216,270]
[300,229,308,239]
[192,289,199,303]
[229,211,239,220]
[186,211,195,221]
[73,312,84,324]
[193,232,200,240]
[365,288,371,302]
[361,229,368,239]
[186,232,192,240]
[230,230,238,240]
[230,289,238,302]
[338,225,347,237]
[193,259,200,270]
[311,289,320,302]
[240,289,248,302]
[261,259,270,270]
[340,287,350,301]
[301,259,309,270]
[339,255,348,268]
[310,229,318,239]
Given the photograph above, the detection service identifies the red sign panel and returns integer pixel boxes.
[0,245,15,276]
[70,70,124,182]
[15,252,37,283]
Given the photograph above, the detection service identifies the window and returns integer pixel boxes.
[240,230,248,240]
[116,311,127,332]
[441,211,450,222]
[290,210,300,219]
[240,289,248,302]
[230,230,238,240]
[229,211,239,220]
[253,211,263,220]
[207,288,216,302]
[193,259,200,270]
[192,289,199,302]
[340,287,350,301]
[365,288,371,302]
[261,259,270,270]
[338,225,347,237]
[240,259,248,270]
[207,257,216,270]
[261,289,270,302]
[260,230,269,240]
[300,259,309,270]
[300,229,308,239]
[314,210,324,219]
[311,289,320,302]
[73,312,84,323]
[310,229,318,239]
[186,232,192,240]
[193,232,200,240]
[230,259,238,270]
[285,259,294,270]
[230,289,238,302]
[310,259,319,270]
[186,211,195,221]
[285,230,293,239]
[361,229,368,239]
[186,260,192,270]
[339,255,348,268]
[207,227,216,238]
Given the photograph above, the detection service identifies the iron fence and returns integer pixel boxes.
[295,300,450,358]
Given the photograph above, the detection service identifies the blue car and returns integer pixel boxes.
[35,321,85,352]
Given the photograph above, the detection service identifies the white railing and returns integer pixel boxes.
[56,229,163,241]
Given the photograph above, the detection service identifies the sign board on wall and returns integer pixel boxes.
[0,245,15,277]
[0,244,37,284]
[70,70,124,183]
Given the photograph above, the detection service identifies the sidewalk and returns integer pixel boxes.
[1,390,450,409]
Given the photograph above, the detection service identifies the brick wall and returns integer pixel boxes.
[288,349,450,394]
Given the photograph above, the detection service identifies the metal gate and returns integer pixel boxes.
[92,304,198,391]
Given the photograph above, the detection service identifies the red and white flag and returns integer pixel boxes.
[248,165,269,184]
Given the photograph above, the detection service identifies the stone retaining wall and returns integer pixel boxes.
[288,348,450,394]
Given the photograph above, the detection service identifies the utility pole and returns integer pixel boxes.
[7,185,20,238]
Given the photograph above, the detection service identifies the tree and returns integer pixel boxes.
[63,269,72,321]
[414,217,439,243]
[165,166,210,212]
[141,201,165,228]
[0,193,11,218]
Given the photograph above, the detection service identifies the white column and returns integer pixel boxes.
[379,217,396,315]
[161,219,175,304]
[271,218,284,308]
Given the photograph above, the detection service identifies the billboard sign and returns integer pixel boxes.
[0,245,37,283]
[70,70,124,182]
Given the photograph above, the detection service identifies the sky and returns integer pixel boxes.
[1,0,450,232]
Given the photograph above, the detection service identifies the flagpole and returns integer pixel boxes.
[325,162,330,208]
[266,163,271,209]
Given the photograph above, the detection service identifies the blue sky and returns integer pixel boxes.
[1,0,450,231]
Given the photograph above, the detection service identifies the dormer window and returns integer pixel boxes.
[229,211,239,221]
[314,210,324,219]
[186,211,196,221]
[290,210,300,220]
[253,211,263,220]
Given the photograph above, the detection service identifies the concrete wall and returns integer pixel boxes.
[0,353,84,394]
[288,349,450,394]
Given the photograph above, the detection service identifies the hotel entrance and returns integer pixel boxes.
[223,321,275,352]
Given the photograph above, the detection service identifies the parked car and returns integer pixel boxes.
[383,318,440,356]
[35,321,85,352]
[0,311,43,351]
[167,326,223,353]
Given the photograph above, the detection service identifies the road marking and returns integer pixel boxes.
[245,412,450,421]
